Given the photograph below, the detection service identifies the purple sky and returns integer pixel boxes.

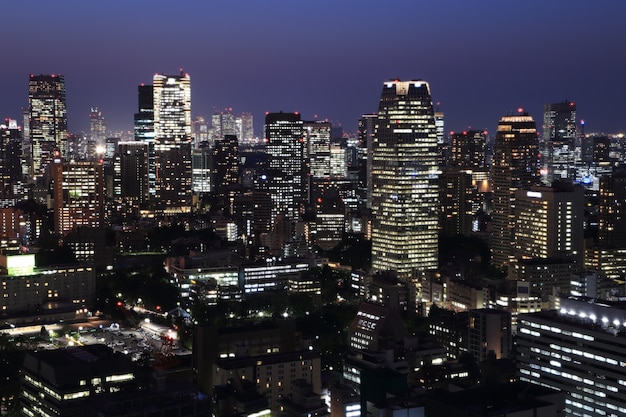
[2,1,626,136]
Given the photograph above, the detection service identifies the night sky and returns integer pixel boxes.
[2,1,625,136]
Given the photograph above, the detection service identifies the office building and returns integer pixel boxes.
[370,80,439,279]
[89,107,106,147]
[517,298,626,417]
[598,166,626,249]
[52,155,105,237]
[116,141,150,204]
[213,134,240,213]
[153,71,192,212]
[265,112,306,230]
[449,130,486,169]
[0,120,23,199]
[192,142,213,196]
[358,114,376,209]
[1,251,95,317]
[513,184,584,264]
[28,74,67,183]
[543,101,577,184]
[134,83,155,196]
[305,121,332,181]
[490,113,540,268]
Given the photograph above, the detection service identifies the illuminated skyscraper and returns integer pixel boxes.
[305,121,331,180]
[0,120,23,198]
[28,74,67,183]
[370,80,439,279]
[358,114,376,209]
[89,107,106,146]
[213,134,240,214]
[134,84,155,196]
[490,113,540,268]
[153,71,192,213]
[265,112,305,229]
[542,101,576,184]
[52,153,105,236]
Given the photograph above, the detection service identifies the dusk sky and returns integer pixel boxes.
[2,1,626,136]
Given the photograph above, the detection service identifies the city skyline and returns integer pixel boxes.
[1,1,626,135]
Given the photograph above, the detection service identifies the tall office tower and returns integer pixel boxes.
[192,116,210,145]
[370,80,439,279]
[490,113,540,268]
[305,121,332,180]
[213,134,240,214]
[192,142,212,196]
[543,101,576,184]
[329,144,346,178]
[153,71,192,213]
[513,184,584,264]
[265,112,306,229]
[116,141,149,204]
[450,130,487,169]
[239,112,254,142]
[0,120,23,198]
[52,153,105,236]
[89,107,106,146]
[439,168,475,237]
[598,166,626,248]
[434,110,445,145]
[212,109,237,141]
[28,74,68,183]
[133,84,155,196]
[358,114,377,209]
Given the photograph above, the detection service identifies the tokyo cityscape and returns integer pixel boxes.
[1,2,626,417]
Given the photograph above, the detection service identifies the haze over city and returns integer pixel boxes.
[2,0,626,134]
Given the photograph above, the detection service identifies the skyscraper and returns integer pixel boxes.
[370,80,439,279]
[213,134,240,214]
[28,74,67,184]
[542,101,576,184]
[134,84,155,197]
[265,112,306,231]
[153,71,192,213]
[490,113,540,268]
[52,153,105,236]
[358,114,376,209]
[116,141,150,204]
[89,107,106,147]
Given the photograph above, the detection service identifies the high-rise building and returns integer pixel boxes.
[213,134,240,214]
[370,80,439,279]
[305,121,331,180]
[490,113,540,268]
[239,112,254,142]
[434,110,445,145]
[598,166,626,249]
[543,101,576,184]
[0,120,23,198]
[133,84,155,196]
[513,184,584,264]
[192,142,212,196]
[153,71,192,213]
[265,112,306,230]
[116,141,150,204]
[28,74,67,183]
[52,153,105,236]
[358,114,376,209]
[450,130,487,169]
[468,308,512,362]
[89,107,106,147]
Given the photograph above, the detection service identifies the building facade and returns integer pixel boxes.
[370,80,439,279]
[490,113,540,268]
[153,71,192,213]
